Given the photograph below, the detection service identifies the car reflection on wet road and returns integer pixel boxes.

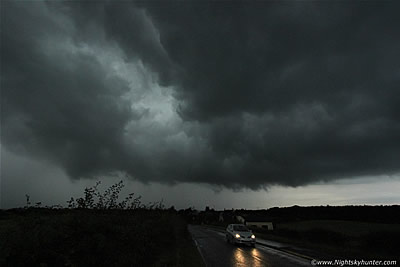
[189,225,310,267]
[232,247,265,267]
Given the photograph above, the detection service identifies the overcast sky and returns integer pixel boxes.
[1,1,400,209]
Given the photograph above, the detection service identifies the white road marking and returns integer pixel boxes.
[257,245,310,266]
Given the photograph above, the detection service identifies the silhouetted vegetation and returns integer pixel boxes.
[0,181,204,267]
[264,205,400,223]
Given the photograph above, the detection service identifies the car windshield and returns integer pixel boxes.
[233,225,249,231]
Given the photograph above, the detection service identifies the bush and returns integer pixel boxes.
[66,180,163,210]
[0,181,181,267]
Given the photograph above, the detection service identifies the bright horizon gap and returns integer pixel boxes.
[2,147,400,210]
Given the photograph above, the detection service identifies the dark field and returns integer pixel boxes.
[0,208,204,267]
[252,219,400,260]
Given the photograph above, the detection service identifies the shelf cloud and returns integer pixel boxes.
[2,1,400,189]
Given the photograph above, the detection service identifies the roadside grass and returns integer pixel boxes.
[278,220,400,237]
[254,220,400,260]
[173,219,205,267]
[0,181,204,267]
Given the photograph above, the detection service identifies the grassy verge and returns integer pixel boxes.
[253,220,400,260]
[0,208,204,267]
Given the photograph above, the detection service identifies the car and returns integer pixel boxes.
[225,224,256,247]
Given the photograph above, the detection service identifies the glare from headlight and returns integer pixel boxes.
[235,234,240,238]
[251,234,256,239]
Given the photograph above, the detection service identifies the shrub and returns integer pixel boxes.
[65,180,164,210]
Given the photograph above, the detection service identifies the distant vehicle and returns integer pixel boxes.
[226,224,256,247]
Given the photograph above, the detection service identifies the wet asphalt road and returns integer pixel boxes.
[188,225,311,267]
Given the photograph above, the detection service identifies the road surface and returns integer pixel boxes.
[188,225,311,267]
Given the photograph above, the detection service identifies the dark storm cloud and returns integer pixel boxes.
[65,1,177,85]
[140,1,400,187]
[1,2,135,178]
[1,1,400,189]
[143,1,400,120]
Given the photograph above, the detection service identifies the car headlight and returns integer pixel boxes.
[235,234,240,238]
[251,234,256,239]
